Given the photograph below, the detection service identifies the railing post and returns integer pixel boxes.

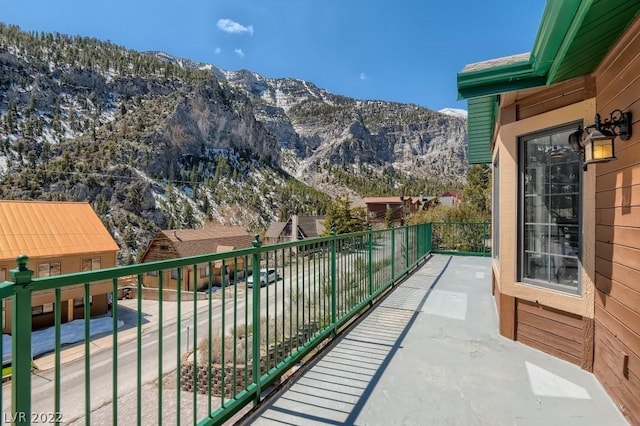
[405,224,409,270]
[367,224,373,302]
[483,222,488,255]
[10,255,33,426]
[251,235,261,405]
[391,224,395,282]
[330,229,337,336]
[426,222,433,254]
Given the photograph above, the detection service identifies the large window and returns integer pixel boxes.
[520,124,581,293]
[492,155,499,259]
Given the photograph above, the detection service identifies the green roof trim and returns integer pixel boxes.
[547,0,640,84]
[467,96,498,164]
[456,0,640,164]
[457,0,640,99]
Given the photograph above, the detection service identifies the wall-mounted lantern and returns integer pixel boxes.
[568,110,632,170]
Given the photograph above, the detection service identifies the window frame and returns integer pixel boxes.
[81,257,102,272]
[518,122,583,294]
[492,153,499,260]
[38,261,61,278]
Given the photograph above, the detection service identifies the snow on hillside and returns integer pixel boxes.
[438,108,468,119]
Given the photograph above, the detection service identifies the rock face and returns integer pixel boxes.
[222,70,469,185]
[0,24,467,261]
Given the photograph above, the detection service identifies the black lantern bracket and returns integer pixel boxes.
[568,109,633,170]
[590,109,632,141]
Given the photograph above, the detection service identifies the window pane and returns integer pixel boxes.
[493,157,499,259]
[0,267,6,282]
[92,258,101,270]
[39,264,50,277]
[550,255,579,285]
[82,259,92,272]
[520,125,581,292]
[550,194,579,222]
[525,137,549,166]
[524,224,548,254]
[524,252,548,282]
[525,195,548,224]
[50,262,61,276]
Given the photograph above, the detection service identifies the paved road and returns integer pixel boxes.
[2,233,403,424]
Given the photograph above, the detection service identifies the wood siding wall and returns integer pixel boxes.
[140,236,246,291]
[1,251,116,333]
[592,17,640,425]
[516,300,592,369]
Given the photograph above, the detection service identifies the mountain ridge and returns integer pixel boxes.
[0,23,468,262]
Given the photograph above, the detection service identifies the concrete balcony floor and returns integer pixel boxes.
[245,255,626,425]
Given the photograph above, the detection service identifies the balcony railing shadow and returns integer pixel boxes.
[251,257,453,425]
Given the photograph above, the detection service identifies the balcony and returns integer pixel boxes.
[0,223,624,424]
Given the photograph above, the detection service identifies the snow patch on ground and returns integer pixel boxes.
[3,317,124,366]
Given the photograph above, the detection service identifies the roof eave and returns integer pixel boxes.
[457,0,585,100]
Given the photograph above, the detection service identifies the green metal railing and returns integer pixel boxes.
[431,222,491,256]
[0,221,480,425]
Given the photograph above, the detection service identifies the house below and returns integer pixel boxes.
[139,226,254,290]
[363,197,416,225]
[0,201,119,333]
[264,215,326,245]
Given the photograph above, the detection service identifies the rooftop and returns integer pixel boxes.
[0,200,118,260]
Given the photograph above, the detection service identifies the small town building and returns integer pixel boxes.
[363,197,414,225]
[139,227,253,290]
[0,201,118,333]
[264,215,326,245]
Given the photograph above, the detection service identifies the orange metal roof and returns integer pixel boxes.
[0,201,119,261]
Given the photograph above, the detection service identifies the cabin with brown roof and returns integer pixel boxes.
[0,201,119,333]
[363,196,415,225]
[264,215,326,245]
[139,226,253,290]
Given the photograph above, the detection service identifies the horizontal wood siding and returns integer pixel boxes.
[594,321,640,422]
[515,299,585,366]
[593,16,640,426]
[516,76,594,120]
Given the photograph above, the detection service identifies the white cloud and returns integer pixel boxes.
[217,19,254,35]
[360,72,367,80]
[214,47,222,54]
[234,48,245,58]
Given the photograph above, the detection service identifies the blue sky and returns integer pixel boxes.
[1,0,546,111]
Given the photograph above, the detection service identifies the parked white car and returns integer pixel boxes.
[247,268,278,287]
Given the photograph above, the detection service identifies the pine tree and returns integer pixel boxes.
[463,165,491,219]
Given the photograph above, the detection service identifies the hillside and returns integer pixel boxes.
[0,23,468,263]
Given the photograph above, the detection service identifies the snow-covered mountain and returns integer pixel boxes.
[438,108,468,119]
[0,23,469,262]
